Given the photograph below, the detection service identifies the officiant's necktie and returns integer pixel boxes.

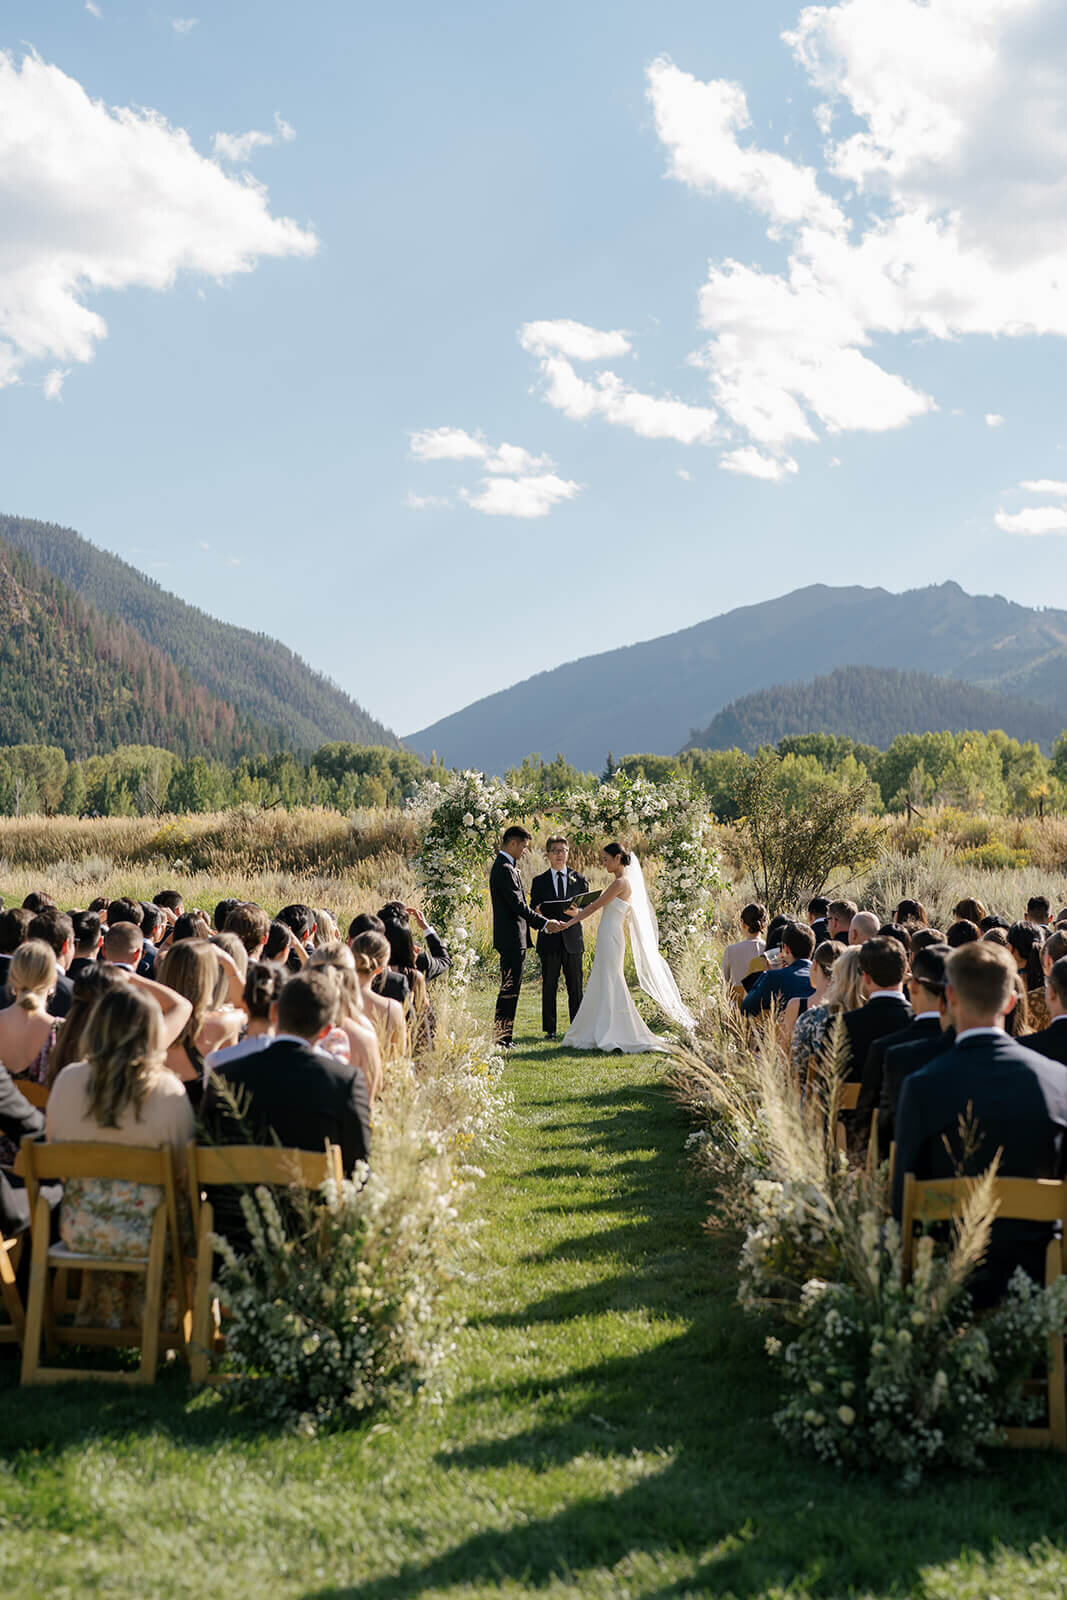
[556,871,564,901]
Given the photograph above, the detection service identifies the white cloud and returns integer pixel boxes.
[534,351,721,445]
[1020,479,1067,496]
[676,467,692,481]
[519,319,632,362]
[408,426,487,463]
[621,6,1067,471]
[170,17,197,33]
[460,473,580,519]
[405,491,452,511]
[0,52,317,390]
[42,368,67,400]
[720,446,799,482]
[985,413,1005,428]
[213,113,296,165]
[995,506,1067,536]
[85,2,102,17]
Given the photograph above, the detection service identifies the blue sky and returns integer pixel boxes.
[2,1,1066,737]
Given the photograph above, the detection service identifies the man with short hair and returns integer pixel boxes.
[1026,895,1052,929]
[741,922,815,1015]
[0,907,32,997]
[1025,955,1067,1066]
[21,892,56,913]
[102,920,145,971]
[807,896,830,947]
[107,898,143,929]
[530,836,588,1039]
[893,941,1067,1304]
[68,910,103,975]
[848,911,881,946]
[840,936,911,1083]
[209,969,372,1172]
[857,943,949,1150]
[826,900,858,940]
[225,903,271,962]
[490,827,564,1047]
[2,911,75,1017]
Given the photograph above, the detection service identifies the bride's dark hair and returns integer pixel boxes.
[604,841,632,867]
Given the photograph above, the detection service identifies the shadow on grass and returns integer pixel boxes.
[303,1072,1067,1600]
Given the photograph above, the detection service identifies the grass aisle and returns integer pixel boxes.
[2,984,1066,1598]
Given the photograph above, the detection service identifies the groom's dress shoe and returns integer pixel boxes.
[544,1032,557,1040]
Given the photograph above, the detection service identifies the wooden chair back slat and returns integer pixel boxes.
[17,1081,49,1109]
[21,1140,171,1187]
[187,1144,341,1190]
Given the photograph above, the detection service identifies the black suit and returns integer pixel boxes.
[0,1065,48,1238]
[416,928,450,983]
[67,955,100,978]
[490,853,548,1046]
[880,1026,955,1146]
[0,968,72,1019]
[530,868,587,1035]
[1024,1019,1067,1066]
[207,1036,372,1175]
[810,918,830,948]
[841,993,912,1082]
[856,1013,943,1152]
[893,1031,1067,1304]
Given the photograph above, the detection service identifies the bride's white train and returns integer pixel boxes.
[563,851,693,1054]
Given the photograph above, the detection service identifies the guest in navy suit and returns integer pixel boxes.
[741,923,815,1015]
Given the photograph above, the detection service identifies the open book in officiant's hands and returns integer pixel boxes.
[541,891,600,914]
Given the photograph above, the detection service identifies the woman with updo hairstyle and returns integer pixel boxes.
[308,942,383,1101]
[1007,920,1049,1030]
[0,939,59,1083]
[350,931,407,1066]
[204,961,286,1073]
[722,902,768,1002]
[46,983,193,1329]
[603,841,632,868]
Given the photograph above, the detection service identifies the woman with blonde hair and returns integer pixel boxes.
[0,939,60,1083]
[307,942,383,1101]
[788,943,864,1080]
[156,941,241,1106]
[349,930,407,1065]
[46,983,193,1329]
[48,965,193,1089]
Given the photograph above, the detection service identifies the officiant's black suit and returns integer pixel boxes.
[490,853,549,1047]
[530,867,588,1036]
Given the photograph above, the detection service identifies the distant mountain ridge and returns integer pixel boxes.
[0,538,276,760]
[408,582,1067,773]
[695,666,1065,753]
[0,514,397,752]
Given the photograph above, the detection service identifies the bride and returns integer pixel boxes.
[562,842,694,1053]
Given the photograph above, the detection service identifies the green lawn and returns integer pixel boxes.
[2,984,1065,1599]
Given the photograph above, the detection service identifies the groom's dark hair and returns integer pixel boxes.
[502,826,532,846]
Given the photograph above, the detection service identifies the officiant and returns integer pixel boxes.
[530,836,588,1039]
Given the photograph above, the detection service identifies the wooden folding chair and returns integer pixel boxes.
[0,1223,25,1346]
[17,1081,49,1110]
[18,1140,189,1386]
[185,1143,343,1385]
[832,1082,861,1153]
[901,1173,1067,1451]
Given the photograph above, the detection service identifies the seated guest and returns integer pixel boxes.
[6,911,76,1018]
[348,913,408,1005]
[171,910,211,943]
[1025,957,1067,1066]
[982,926,1010,949]
[1007,921,1049,1031]
[892,941,1067,1306]
[1026,894,1053,930]
[880,1012,954,1148]
[878,923,912,954]
[205,961,286,1072]
[721,903,768,1001]
[807,897,830,947]
[981,914,1011,933]
[741,923,815,1016]
[946,918,980,948]
[0,907,32,994]
[277,904,316,971]
[953,896,986,926]
[848,911,881,946]
[137,904,166,977]
[68,910,104,975]
[21,892,56,914]
[153,888,184,923]
[207,970,372,1173]
[1041,929,1067,978]
[103,919,144,973]
[46,985,194,1329]
[350,931,407,1064]
[210,933,250,1000]
[0,1065,58,1245]
[894,898,928,929]
[378,903,450,984]
[264,918,305,966]
[782,938,843,1059]
[858,943,949,1151]
[315,908,343,946]
[0,944,61,1140]
[840,936,911,1083]
[308,944,383,1100]
[156,941,241,1106]
[224,903,270,964]
[910,927,945,953]
[213,898,240,934]
[47,966,124,1085]
[826,900,858,941]
[763,915,792,958]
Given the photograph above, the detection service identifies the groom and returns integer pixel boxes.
[530,835,588,1038]
[490,826,564,1048]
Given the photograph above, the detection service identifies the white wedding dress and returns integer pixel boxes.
[563,858,694,1054]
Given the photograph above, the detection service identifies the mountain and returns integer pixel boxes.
[407,582,1067,773]
[695,666,1065,753]
[0,539,279,760]
[0,514,397,751]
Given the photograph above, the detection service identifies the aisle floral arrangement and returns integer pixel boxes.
[211,997,507,1432]
[673,1007,1067,1485]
